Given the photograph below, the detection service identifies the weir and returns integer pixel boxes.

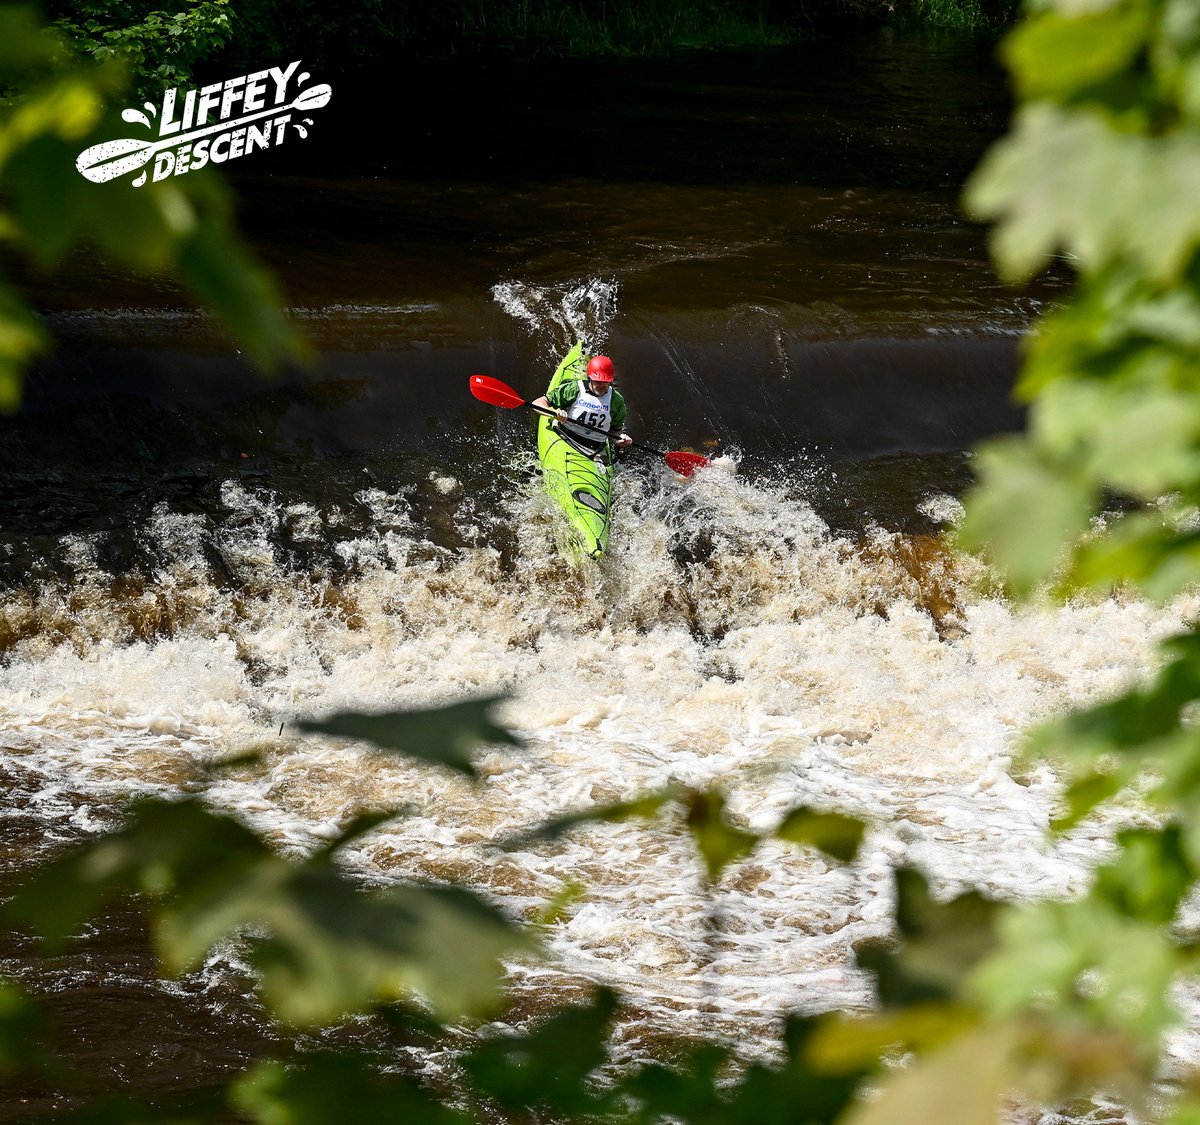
[17,318,1023,462]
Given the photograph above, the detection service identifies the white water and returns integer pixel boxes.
[1,281,1193,1096]
[0,456,1188,1060]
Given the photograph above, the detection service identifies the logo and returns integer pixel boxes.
[75,61,331,187]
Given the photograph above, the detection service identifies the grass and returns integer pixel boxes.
[449,0,1017,56]
[453,0,800,55]
[888,0,1019,31]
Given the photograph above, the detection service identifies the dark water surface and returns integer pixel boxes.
[0,31,1080,1115]
[10,33,1066,581]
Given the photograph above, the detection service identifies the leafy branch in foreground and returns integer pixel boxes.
[960,0,1200,599]
[0,695,877,1122]
[4,796,532,1026]
[501,781,867,882]
[296,694,524,778]
[0,2,306,410]
[927,0,1200,1120]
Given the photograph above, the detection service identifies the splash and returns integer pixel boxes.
[492,277,620,359]
[0,461,1190,1058]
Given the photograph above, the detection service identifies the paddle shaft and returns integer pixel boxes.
[467,373,709,476]
[527,401,669,457]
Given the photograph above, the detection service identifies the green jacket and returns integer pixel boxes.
[546,380,627,435]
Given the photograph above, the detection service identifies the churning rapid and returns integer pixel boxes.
[0,279,1191,1082]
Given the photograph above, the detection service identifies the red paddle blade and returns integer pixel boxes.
[469,374,527,409]
[664,451,710,477]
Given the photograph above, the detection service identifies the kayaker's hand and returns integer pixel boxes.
[555,409,569,422]
[615,432,633,447]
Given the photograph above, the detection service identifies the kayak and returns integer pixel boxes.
[537,341,614,560]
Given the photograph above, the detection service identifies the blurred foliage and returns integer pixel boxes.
[296,694,523,778]
[503,779,867,883]
[949,0,1200,1119]
[48,0,234,95]
[5,795,532,1024]
[961,0,1200,600]
[0,695,877,1121]
[0,1,305,410]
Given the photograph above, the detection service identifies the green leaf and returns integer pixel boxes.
[971,898,1180,1048]
[500,785,683,850]
[965,104,1134,282]
[775,807,866,862]
[1094,825,1195,924]
[1031,374,1200,500]
[0,4,67,75]
[233,1052,471,1125]
[5,799,269,950]
[965,105,1200,285]
[161,869,531,1024]
[298,695,522,778]
[308,809,410,860]
[619,1044,730,1125]
[1150,730,1200,811]
[530,879,587,926]
[1067,513,1200,600]
[1003,6,1149,102]
[957,436,1095,595]
[7,132,92,266]
[1036,632,1200,756]
[856,869,1001,1007]
[462,989,618,1115]
[6,798,532,1024]
[177,215,309,373]
[723,1025,866,1125]
[839,1027,1017,1125]
[0,979,43,1077]
[807,1005,979,1073]
[1124,286,1200,346]
[684,787,760,883]
[0,278,48,411]
[623,1015,868,1125]
[1051,768,1129,829]
[1089,391,1200,498]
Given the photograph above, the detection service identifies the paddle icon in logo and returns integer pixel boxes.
[75,62,332,187]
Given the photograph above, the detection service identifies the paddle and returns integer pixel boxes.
[75,84,333,184]
[469,374,710,478]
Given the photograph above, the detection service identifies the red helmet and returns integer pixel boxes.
[586,355,615,383]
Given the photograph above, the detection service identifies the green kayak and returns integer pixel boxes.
[537,341,614,560]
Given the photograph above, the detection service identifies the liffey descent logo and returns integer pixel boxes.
[75,61,331,186]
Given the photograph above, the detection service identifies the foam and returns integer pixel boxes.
[0,461,1185,1054]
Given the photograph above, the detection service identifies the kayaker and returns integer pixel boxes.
[531,353,633,460]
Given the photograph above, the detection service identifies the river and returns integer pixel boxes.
[0,30,1177,1118]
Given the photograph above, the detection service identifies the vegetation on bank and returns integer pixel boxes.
[45,0,1018,94]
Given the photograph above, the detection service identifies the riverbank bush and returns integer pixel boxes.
[47,0,1017,92]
